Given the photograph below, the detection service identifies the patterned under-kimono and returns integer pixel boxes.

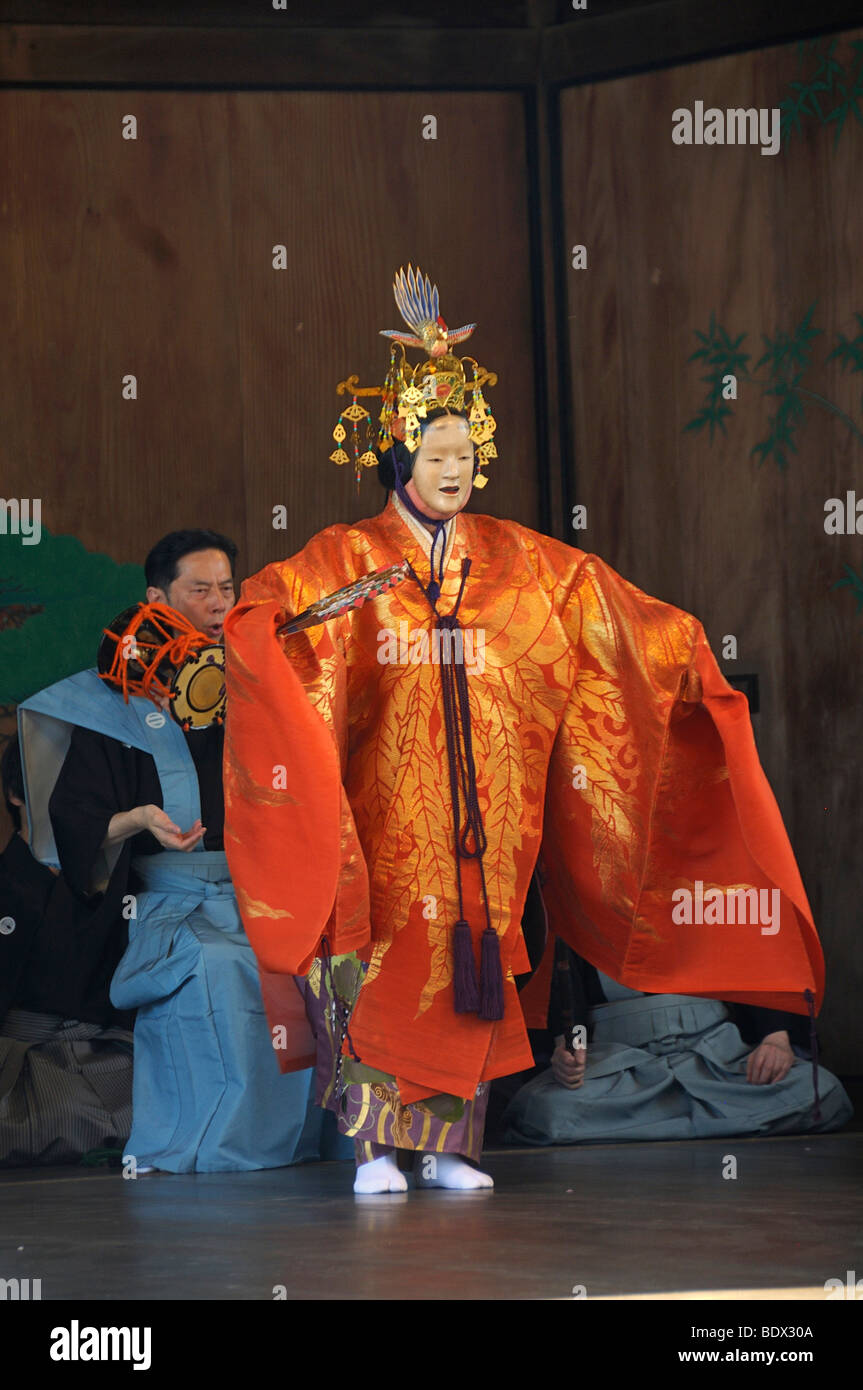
[302,951,488,1166]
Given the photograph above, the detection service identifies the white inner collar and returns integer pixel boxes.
[392,490,458,570]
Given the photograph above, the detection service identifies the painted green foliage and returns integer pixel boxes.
[684,313,750,443]
[833,565,863,617]
[686,303,863,469]
[0,530,143,705]
[686,34,863,463]
[685,304,863,630]
[780,36,863,148]
[684,37,863,628]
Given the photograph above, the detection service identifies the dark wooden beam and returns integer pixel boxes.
[3,2,861,90]
[0,24,540,87]
[0,1,532,27]
[542,0,863,85]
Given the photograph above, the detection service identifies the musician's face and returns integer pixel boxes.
[406,415,474,521]
[147,549,235,643]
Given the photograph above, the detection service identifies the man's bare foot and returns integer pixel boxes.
[415,1153,494,1190]
[353,1152,408,1194]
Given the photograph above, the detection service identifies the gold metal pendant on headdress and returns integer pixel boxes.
[331,395,378,485]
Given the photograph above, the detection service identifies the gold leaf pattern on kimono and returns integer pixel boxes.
[571,670,626,722]
[235,886,294,921]
[223,755,299,810]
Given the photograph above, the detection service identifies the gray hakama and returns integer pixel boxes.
[502,973,853,1145]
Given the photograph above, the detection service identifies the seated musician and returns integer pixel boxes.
[499,940,853,1144]
[16,529,341,1173]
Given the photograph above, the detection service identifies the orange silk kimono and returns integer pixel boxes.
[223,494,823,1105]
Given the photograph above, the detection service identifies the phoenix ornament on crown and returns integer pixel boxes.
[330,264,499,488]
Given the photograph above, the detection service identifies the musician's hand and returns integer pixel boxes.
[746,1030,794,1085]
[552,1036,587,1089]
[140,806,207,852]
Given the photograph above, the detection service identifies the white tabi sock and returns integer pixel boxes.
[353,1152,409,1194]
[415,1153,494,1190]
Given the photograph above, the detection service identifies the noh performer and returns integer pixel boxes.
[224,266,825,1194]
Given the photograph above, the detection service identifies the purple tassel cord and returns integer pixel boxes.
[407,555,504,1021]
[453,919,481,1013]
[480,926,505,1021]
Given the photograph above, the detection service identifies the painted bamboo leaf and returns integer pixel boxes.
[833,564,863,615]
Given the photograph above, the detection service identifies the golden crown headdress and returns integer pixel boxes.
[331,265,498,489]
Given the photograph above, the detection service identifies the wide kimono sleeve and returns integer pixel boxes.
[223,546,372,983]
[537,553,823,1019]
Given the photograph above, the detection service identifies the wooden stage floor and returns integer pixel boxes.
[3,1131,861,1302]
